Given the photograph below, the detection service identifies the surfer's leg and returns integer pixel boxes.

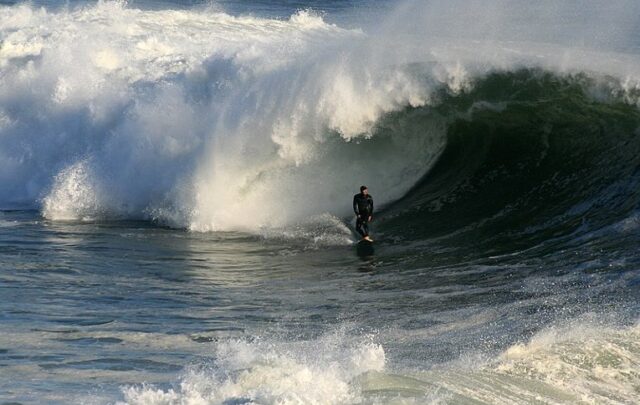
[362,219,369,237]
[356,217,366,237]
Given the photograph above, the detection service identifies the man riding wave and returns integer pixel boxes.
[353,185,374,242]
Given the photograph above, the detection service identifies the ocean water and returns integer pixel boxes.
[1,0,640,404]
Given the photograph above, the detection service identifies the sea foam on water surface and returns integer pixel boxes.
[397,318,640,405]
[118,332,386,405]
[112,318,640,405]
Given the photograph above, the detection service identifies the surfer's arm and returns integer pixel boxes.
[353,196,359,216]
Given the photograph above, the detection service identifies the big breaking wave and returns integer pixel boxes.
[2,0,640,240]
[2,2,640,404]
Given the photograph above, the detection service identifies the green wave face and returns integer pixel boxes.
[378,69,640,257]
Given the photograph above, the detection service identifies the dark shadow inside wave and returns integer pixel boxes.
[378,69,640,257]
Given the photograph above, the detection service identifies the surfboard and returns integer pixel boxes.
[356,238,374,256]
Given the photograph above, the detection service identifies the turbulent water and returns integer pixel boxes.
[1,0,640,404]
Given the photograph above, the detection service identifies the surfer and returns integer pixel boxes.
[353,185,374,242]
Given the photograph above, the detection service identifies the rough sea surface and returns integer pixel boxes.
[1,1,639,403]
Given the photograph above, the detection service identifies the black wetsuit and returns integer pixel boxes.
[353,192,374,238]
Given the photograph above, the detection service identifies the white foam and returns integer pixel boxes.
[111,318,640,404]
[41,159,103,221]
[495,319,640,404]
[117,332,385,405]
[389,317,640,404]
[258,213,356,247]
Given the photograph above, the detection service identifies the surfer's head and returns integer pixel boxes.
[360,185,368,195]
